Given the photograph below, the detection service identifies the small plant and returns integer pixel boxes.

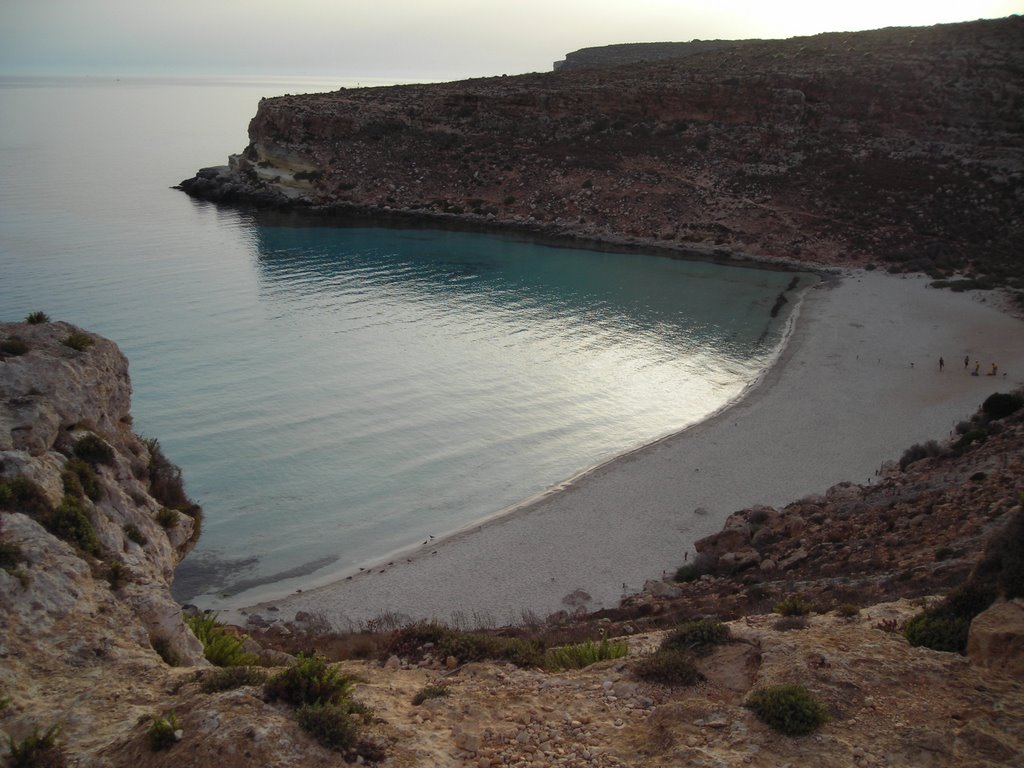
[62,458,102,501]
[152,638,179,667]
[49,494,99,556]
[6,723,67,768]
[25,311,50,324]
[544,632,629,671]
[155,507,179,528]
[835,603,860,618]
[411,684,450,706]
[633,648,703,686]
[0,337,30,356]
[673,563,702,582]
[1,539,23,572]
[184,612,259,667]
[934,546,955,561]
[899,440,944,470]
[296,702,358,752]
[105,559,129,590]
[746,684,829,735]
[148,712,180,752]
[774,597,813,617]
[0,476,52,518]
[201,666,267,693]
[264,653,352,706]
[383,622,545,668]
[873,618,904,634]
[124,524,147,546]
[904,583,997,654]
[73,434,114,466]
[61,332,94,351]
[661,619,730,653]
[773,616,809,631]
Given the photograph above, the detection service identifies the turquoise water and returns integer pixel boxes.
[0,77,800,608]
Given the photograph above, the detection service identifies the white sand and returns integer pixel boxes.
[225,271,1024,628]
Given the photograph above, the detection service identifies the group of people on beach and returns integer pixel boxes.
[939,355,1000,376]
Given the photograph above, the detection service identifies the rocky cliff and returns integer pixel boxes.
[179,17,1024,288]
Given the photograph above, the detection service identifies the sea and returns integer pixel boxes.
[0,75,802,609]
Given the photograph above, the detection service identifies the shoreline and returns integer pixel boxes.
[218,269,1024,628]
[194,270,814,613]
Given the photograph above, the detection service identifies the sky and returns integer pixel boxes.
[1,0,1021,81]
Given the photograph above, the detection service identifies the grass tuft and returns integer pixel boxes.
[6,723,67,768]
[544,632,629,671]
[25,311,50,324]
[633,648,703,686]
[147,713,180,752]
[61,332,94,351]
[184,612,259,667]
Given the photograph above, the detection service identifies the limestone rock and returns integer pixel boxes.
[967,600,1024,677]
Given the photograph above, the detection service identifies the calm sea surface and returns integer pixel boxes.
[0,77,801,608]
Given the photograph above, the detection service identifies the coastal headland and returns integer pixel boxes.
[179,17,1024,284]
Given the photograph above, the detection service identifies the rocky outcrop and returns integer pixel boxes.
[179,17,1024,280]
[968,600,1024,677]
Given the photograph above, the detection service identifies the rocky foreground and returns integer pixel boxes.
[179,17,1024,286]
[2,315,1023,767]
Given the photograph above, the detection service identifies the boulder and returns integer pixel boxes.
[967,600,1024,677]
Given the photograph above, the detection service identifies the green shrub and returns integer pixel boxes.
[73,434,114,466]
[61,332,93,351]
[264,654,352,706]
[411,684,449,706]
[673,563,702,582]
[296,702,358,752]
[60,331,93,354]
[383,622,545,668]
[124,524,147,546]
[904,613,970,653]
[953,430,987,452]
[934,546,955,561]
[148,713,179,751]
[0,476,52,518]
[747,684,829,735]
[982,392,1024,421]
[6,723,67,768]
[904,583,997,654]
[773,615,809,631]
[184,612,259,667]
[835,603,860,618]
[774,597,813,617]
[633,649,703,686]
[1,539,23,572]
[201,666,268,693]
[49,495,99,556]
[544,633,629,671]
[0,337,30,356]
[155,507,179,529]
[105,560,128,590]
[152,638,179,666]
[61,458,102,501]
[899,440,943,470]
[25,311,50,325]
[661,619,730,653]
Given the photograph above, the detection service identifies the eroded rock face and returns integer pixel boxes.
[0,320,209,756]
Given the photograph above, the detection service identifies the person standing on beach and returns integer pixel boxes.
[964,355,969,369]
[939,356,944,372]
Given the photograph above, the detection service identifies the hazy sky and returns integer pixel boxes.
[1,0,1021,81]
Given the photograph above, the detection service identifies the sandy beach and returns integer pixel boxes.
[226,270,1024,628]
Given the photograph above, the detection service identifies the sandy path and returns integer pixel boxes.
[225,271,1024,628]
